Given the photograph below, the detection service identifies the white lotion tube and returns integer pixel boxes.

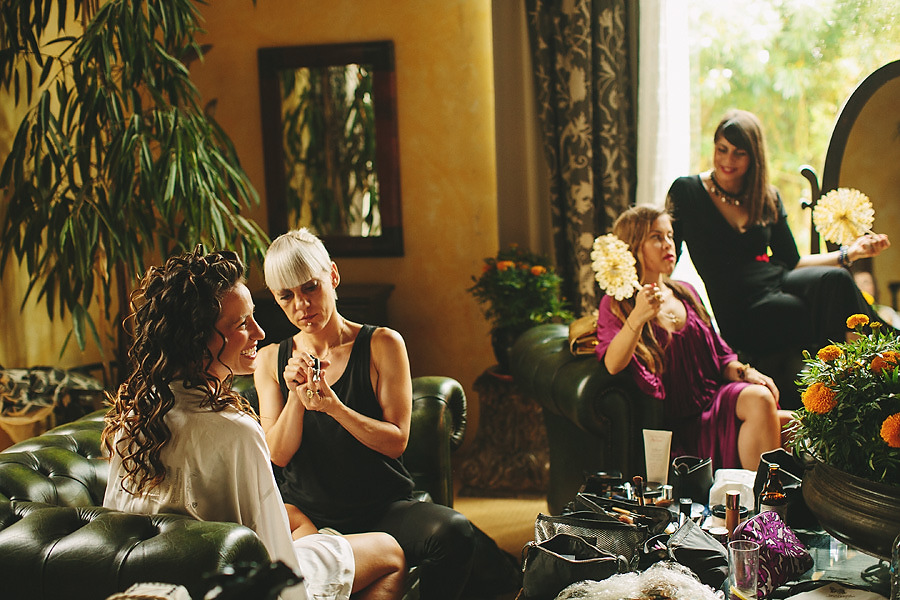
[642,429,673,485]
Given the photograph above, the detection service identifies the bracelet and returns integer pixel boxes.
[838,245,852,269]
[736,363,750,381]
[624,318,639,333]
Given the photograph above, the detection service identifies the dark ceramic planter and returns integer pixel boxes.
[491,327,527,374]
[802,458,900,560]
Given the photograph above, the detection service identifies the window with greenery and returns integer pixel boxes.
[687,0,900,251]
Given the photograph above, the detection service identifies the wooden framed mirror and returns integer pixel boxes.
[258,40,403,256]
[802,59,900,305]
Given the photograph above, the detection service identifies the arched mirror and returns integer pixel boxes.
[258,40,403,256]
[802,59,900,305]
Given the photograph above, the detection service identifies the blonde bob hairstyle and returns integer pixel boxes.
[264,228,333,292]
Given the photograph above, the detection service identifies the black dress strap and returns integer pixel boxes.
[277,337,293,400]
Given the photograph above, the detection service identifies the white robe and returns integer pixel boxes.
[103,382,354,600]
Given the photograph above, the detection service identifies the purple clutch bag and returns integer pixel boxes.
[733,511,813,598]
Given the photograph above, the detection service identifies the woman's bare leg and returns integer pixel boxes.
[285,503,319,539]
[735,385,781,470]
[347,532,406,600]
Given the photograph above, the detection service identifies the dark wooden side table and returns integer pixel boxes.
[458,366,550,496]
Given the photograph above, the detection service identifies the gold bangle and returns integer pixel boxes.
[624,318,639,333]
[737,363,750,381]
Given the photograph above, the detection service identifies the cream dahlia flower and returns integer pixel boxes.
[813,188,875,246]
[591,234,641,301]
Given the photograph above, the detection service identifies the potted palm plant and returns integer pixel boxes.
[0,0,268,383]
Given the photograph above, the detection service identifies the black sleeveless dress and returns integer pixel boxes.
[276,324,415,531]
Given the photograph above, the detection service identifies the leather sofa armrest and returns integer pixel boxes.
[404,376,467,507]
[511,323,663,430]
[510,323,666,512]
[0,501,270,600]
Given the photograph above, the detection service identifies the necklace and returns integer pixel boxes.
[655,288,681,326]
[708,171,744,206]
[301,319,347,362]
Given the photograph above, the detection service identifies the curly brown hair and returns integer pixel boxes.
[609,206,713,376]
[102,247,255,495]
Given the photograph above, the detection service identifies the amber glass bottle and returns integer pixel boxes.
[758,463,788,520]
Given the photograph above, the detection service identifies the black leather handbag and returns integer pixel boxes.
[669,456,714,505]
[665,519,729,589]
[521,533,629,600]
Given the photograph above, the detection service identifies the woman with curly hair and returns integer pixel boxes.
[597,206,793,470]
[102,247,405,600]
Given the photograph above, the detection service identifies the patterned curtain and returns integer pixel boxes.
[525,0,637,315]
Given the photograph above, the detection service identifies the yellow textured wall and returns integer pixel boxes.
[191,0,498,400]
[840,77,900,305]
[0,1,499,408]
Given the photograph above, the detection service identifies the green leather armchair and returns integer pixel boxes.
[0,376,467,600]
[509,324,665,515]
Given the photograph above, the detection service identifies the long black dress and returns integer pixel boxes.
[667,175,875,356]
[276,325,519,600]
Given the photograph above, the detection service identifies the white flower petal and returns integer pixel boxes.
[591,234,640,300]
[813,188,875,246]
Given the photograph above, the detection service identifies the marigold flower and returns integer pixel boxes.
[816,345,843,361]
[801,382,838,414]
[846,314,870,330]
[496,260,515,271]
[880,413,900,448]
[871,351,900,375]
[530,265,547,276]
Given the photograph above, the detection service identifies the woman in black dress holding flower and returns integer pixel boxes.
[666,109,889,357]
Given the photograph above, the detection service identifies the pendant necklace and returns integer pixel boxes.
[708,171,744,206]
[657,288,680,326]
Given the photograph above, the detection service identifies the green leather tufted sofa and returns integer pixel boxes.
[0,376,467,600]
[509,323,665,515]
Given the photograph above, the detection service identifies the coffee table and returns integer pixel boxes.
[770,530,890,599]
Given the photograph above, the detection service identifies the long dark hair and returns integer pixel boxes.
[102,247,254,494]
[609,206,713,376]
[714,109,779,225]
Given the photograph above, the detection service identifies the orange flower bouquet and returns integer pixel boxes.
[789,314,900,485]
[468,245,573,332]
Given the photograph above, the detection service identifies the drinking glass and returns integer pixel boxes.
[728,540,759,600]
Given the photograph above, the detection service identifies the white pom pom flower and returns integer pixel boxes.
[813,188,875,246]
[591,234,641,301]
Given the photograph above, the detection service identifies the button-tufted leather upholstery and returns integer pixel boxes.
[510,324,665,515]
[0,376,467,600]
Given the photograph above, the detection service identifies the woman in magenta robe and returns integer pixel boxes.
[595,206,794,470]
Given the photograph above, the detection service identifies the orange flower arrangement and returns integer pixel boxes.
[791,315,900,485]
[468,245,573,332]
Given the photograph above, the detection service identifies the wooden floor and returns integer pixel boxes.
[453,493,547,559]
[451,492,548,600]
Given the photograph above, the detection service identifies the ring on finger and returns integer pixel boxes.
[306,389,315,399]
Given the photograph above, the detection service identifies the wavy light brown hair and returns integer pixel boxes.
[714,109,779,225]
[609,206,713,376]
[102,247,255,495]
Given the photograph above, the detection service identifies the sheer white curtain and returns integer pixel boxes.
[637,1,717,321]
[636,0,689,209]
